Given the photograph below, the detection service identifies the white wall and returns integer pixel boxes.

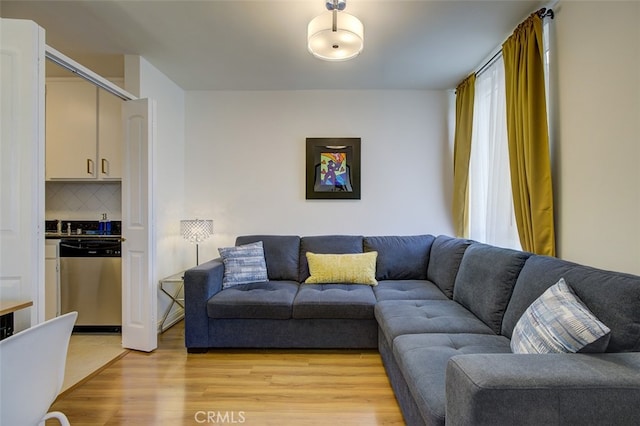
[185,90,453,261]
[553,1,640,275]
[125,55,187,328]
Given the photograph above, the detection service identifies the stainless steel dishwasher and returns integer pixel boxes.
[59,238,122,332]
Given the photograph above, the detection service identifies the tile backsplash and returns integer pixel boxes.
[46,182,121,220]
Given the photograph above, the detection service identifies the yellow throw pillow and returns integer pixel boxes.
[304,252,378,286]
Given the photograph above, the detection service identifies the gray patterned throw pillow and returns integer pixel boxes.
[218,241,268,288]
[511,278,611,354]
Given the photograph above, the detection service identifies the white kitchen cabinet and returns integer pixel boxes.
[97,87,122,180]
[46,79,97,180]
[45,239,60,320]
[45,78,122,181]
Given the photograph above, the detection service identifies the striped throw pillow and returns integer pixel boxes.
[218,241,268,289]
[510,278,611,354]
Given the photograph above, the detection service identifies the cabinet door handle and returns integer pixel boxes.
[87,159,94,175]
[101,158,108,175]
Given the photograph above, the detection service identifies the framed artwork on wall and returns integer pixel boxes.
[306,138,361,200]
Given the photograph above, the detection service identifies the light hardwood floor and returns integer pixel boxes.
[48,321,405,425]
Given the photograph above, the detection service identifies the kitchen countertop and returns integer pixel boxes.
[45,220,122,238]
[45,233,122,239]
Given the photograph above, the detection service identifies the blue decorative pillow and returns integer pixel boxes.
[511,278,611,354]
[218,241,268,289]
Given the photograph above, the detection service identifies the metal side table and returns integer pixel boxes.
[159,271,185,332]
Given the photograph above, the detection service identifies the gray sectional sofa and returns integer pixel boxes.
[184,234,640,425]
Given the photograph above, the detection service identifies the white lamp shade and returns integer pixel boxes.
[180,219,213,243]
[308,12,364,61]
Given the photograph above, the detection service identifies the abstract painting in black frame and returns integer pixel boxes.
[306,138,361,200]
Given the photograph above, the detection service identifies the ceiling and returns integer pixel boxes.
[0,0,545,90]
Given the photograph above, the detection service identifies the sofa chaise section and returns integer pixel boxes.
[391,244,640,425]
[446,352,640,426]
[395,333,513,425]
[376,241,531,425]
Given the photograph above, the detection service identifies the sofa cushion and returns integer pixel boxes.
[207,281,299,319]
[218,241,268,288]
[363,235,435,280]
[453,243,530,334]
[292,284,376,319]
[563,264,640,352]
[501,255,575,338]
[392,333,512,425]
[299,235,363,282]
[426,235,473,299]
[304,252,377,285]
[375,300,495,349]
[373,280,449,302]
[236,235,300,281]
[511,278,611,354]
[503,255,640,352]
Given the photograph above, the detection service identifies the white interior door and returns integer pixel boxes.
[121,98,157,352]
[0,18,45,330]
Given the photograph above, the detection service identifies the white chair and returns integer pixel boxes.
[0,311,78,426]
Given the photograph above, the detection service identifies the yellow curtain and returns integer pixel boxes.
[502,13,556,256]
[452,74,476,238]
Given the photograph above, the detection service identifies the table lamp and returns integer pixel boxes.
[180,219,213,265]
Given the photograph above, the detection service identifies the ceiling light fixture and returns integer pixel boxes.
[308,0,364,62]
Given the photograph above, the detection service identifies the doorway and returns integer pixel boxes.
[43,56,156,381]
[44,46,158,353]
[44,60,125,328]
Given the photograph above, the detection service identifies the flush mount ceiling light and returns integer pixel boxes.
[308,0,364,61]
